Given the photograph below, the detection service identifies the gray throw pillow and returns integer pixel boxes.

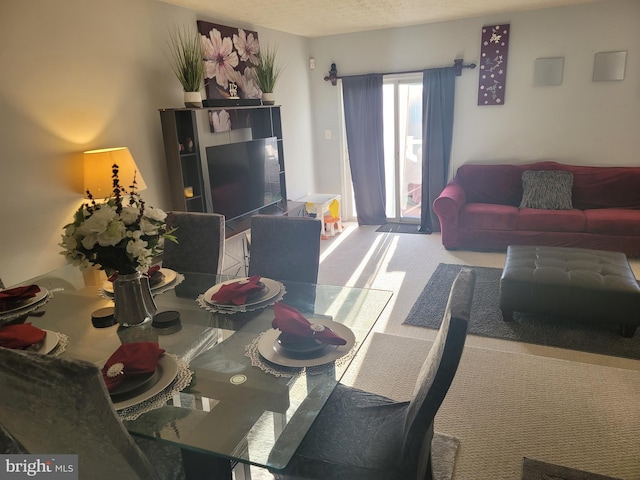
[519,170,574,210]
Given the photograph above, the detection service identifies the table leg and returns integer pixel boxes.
[273,411,287,439]
[317,207,327,239]
[233,462,252,480]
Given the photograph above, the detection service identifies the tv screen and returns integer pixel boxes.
[206,137,282,221]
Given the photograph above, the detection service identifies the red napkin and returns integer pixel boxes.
[147,265,161,276]
[101,342,165,392]
[0,285,41,310]
[0,323,47,349]
[210,275,264,306]
[271,302,347,346]
[147,266,165,287]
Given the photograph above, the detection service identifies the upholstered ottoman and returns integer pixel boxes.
[499,246,640,337]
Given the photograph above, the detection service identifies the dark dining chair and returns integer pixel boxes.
[269,268,475,480]
[248,215,322,284]
[0,347,232,480]
[163,211,225,275]
[0,424,23,454]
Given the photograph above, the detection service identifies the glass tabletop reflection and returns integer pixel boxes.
[11,268,392,470]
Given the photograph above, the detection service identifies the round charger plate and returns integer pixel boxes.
[27,330,59,355]
[0,287,49,316]
[257,319,356,368]
[112,355,178,410]
[102,268,177,294]
[204,277,281,308]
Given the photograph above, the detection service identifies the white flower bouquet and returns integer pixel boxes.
[60,165,175,276]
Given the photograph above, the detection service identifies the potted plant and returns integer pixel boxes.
[167,26,205,107]
[254,43,283,105]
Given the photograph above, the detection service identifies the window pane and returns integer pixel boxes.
[399,83,422,220]
[383,83,395,219]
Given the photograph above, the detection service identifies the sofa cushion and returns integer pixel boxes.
[456,164,523,206]
[518,209,585,232]
[519,170,573,210]
[459,204,519,230]
[570,167,640,210]
[585,209,640,236]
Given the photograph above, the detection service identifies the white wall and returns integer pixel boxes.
[308,0,640,194]
[0,0,314,286]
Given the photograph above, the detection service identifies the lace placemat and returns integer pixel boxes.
[245,332,358,379]
[49,332,68,357]
[98,273,185,299]
[0,290,53,323]
[196,281,286,314]
[116,354,193,421]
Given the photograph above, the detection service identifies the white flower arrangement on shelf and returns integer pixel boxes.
[59,165,176,276]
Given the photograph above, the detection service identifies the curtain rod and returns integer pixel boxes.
[323,59,476,85]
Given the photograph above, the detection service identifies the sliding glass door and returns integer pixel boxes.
[338,74,423,223]
[383,75,423,223]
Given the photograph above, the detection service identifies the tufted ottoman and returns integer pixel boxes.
[499,246,640,337]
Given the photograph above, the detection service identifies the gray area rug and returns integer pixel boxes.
[522,457,622,480]
[403,263,640,360]
[375,223,428,234]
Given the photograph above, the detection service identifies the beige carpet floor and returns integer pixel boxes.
[343,332,640,480]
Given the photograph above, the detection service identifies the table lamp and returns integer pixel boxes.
[83,147,147,199]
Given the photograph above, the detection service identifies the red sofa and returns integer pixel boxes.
[433,161,640,256]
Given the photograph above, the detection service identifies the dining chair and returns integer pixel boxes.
[268,267,475,480]
[248,215,322,284]
[1,424,23,453]
[163,211,225,275]
[0,347,232,480]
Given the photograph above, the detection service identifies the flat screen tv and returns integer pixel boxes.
[205,137,282,221]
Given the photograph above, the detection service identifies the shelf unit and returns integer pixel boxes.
[159,105,286,216]
[159,105,302,275]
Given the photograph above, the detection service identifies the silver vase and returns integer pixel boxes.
[113,272,156,327]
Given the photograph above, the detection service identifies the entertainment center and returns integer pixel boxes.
[159,105,305,275]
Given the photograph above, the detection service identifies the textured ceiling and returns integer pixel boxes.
[159,0,602,37]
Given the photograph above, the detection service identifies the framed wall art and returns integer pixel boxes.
[197,20,262,101]
[478,24,510,106]
[208,109,251,133]
[534,57,564,86]
[593,51,627,81]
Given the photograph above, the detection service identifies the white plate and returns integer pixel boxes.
[30,330,59,355]
[257,319,356,368]
[112,355,179,410]
[102,268,177,294]
[0,287,49,316]
[203,277,281,308]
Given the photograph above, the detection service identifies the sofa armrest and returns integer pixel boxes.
[433,182,466,220]
[433,182,466,249]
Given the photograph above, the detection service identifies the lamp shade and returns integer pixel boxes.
[83,147,147,199]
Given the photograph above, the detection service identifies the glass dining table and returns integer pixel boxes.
[4,266,392,471]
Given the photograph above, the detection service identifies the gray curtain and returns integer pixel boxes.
[419,67,456,233]
[342,74,386,225]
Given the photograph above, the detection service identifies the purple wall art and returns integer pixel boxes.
[478,24,510,106]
